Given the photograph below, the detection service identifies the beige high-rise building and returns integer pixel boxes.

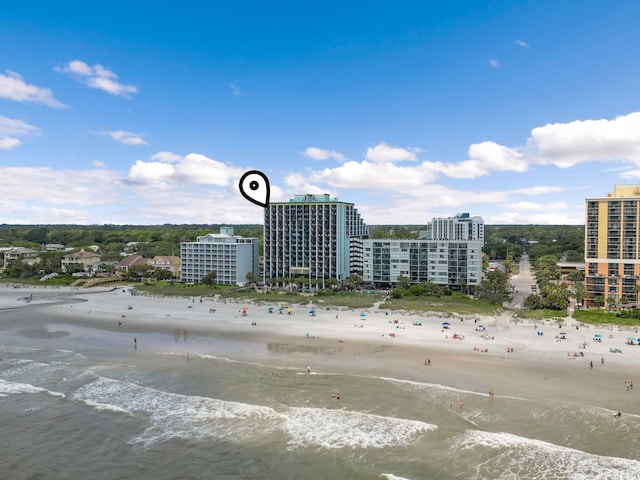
[585,185,640,308]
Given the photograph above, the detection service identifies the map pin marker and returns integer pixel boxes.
[239,170,270,208]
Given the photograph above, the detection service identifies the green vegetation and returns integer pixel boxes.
[573,309,640,328]
[483,224,584,261]
[381,293,500,315]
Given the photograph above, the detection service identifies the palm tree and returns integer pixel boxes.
[606,295,617,311]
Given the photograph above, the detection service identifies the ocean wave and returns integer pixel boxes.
[0,378,65,398]
[380,474,412,480]
[73,376,286,447]
[452,430,640,480]
[284,407,436,450]
[0,345,39,354]
[73,374,437,450]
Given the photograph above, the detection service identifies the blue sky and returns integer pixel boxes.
[2,1,640,225]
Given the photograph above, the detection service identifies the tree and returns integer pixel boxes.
[326,277,339,291]
[606,295,617,311]
[591,295,604,309]
[477,269,509,304]
[396,274,410,290]
[154,269,174,281]
[245,271,256,285]
[200,271,217,287]
[573,282,586,307]
[345,273,363,289]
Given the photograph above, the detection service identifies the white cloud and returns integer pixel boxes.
[230,82,243,96]
[93,160,106,167]
[0,70,66,108]
[530,112,640,167]
[55,60,138,98]
[127,152,244,186]
[0,115,41,150]
[365,142,420,162]
[128,160,175,185]
[0,137,21,149]
[502,201,567,211]
[98,130,148,146]
[301,147,345,161]
[150,151,183,163]
[440,142,527,178]
[489,59,500,68]
[514,40,530,47]
[510,186,564,196]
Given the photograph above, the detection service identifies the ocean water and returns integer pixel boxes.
[1,312,640,479]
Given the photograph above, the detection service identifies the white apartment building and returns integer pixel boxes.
[363,239,483,288]
[426,213,485,245]
[363,212,484,289]
[180,227,259,285]
[263,194,369,286]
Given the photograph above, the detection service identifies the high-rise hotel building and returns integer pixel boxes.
[263,194,369,286]
[585,185,640,307]
[363,213,484,288]
[180,227,259,286]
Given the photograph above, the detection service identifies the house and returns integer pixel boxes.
[1,247,40,269]
[61,249,102,273]
[116,254,149,273]
[149,256,181,277]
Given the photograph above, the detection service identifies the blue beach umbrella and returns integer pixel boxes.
[360,312,367,317]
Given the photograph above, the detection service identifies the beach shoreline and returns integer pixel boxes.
[1,285,638,415]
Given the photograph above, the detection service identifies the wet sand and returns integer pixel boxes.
[1,285,639,415]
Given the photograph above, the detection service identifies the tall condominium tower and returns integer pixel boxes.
[585,185,640,308]
[264,194,369,285]
[180,227,259,285]
[426,213,485,245]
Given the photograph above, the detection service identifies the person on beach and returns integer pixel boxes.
[307,366,311,374]
[134,338,137,349]
[489,388,494,398]
[590,361,593,369]
[186,353,191,361]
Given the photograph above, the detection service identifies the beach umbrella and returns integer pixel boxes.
[594,334,602,338]
[627,337,636,342]
[309,310,315,314]
[360,312,367,317]
[442,321,450,326]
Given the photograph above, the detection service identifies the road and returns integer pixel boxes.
[508,253,535,309]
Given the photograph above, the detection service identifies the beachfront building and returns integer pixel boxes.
[61,249,102,273]
[263,194,369,287]
[362,239,483,289]
[362,212,484,289]
[585,185,640,308]
[425,212,485,245]
[180,227,259,286]
[115,254,149,273]
[149,255,181,278]
[0,247,39,270]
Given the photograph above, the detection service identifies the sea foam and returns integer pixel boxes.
[452,430,640,480]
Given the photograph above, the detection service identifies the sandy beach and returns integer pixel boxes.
[2,284,639,415]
